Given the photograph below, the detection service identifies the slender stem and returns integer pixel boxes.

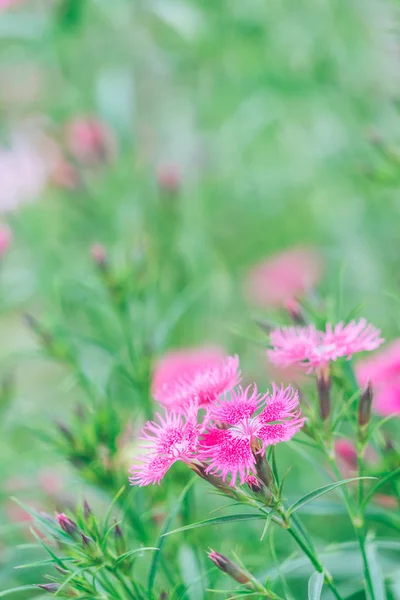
[284,516,344,600]
[328,455,375,600]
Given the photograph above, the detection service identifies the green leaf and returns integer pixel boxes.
[288,477,376,515]
[114,547,159,567]
[365,538,387,600]
[260,512,274,542]
[308,572,324,599]
[0,586,39,597]
[148,477,197,594]
[361,468,400,512]
[162,513,264,537]
[102,485,126,536]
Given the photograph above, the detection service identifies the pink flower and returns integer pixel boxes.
[90,243,107,266]
[268,319,384,371]
[65,117,116,165]
[199,385,304,485]
[0,223,11,256]
[0,0,23,10]
[244,247,323,308]
[129,409,200,486]
[356,339,400,415]
[153,352,241,410]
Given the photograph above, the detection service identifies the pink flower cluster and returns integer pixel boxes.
[130,352,304,487]
[268,319,384,371]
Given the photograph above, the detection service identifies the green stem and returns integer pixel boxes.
[328,455,375,600]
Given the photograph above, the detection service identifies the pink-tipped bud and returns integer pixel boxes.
[65,117,115,165]
[285,298,305,325]
[57,513,78,537]
[358,381,373,428]
[245,475,262,493]
[0,223,11,256]
[208,550,254,587]
[156,162,181,192]
[83,498,92,520]
[90,243,107,268]
[317,365,331,421]
[36,583,59,593]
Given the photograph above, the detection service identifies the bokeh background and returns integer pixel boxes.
[1,0,400,598]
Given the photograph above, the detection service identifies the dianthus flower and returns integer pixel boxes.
[153,353,241,411]
[199,385,304,485]
[268,319,383,372]
[129,408,200,486]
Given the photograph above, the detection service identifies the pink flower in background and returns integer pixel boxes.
[0,0,23,10]
[129,409,200,486]
[0,139,48,213]
[156,162,181,192]
[0,224,12,256]
[199,385,304,485]
[65,117,116,165]
[356,339,400,415]
[50,159,78,190]
[153,351,241,410]
[268,320,384,372]
[90,243,107,266]
[244,247,323,308]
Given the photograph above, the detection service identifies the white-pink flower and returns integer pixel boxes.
[268,319,384,371]
[199,385,304,485]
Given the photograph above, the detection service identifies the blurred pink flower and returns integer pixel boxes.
[199,384,304,485]
[0,0,23,10]
[268,320,383,371]
[153,350,241,410]
[65,117,116,165]
[129,408,200,486]
[156,162,181,192]
[244,247,323,308]
[335,439,378,479]
[0,140,48,213]
[38,469,62,497]
[0,223,12,256]
[50,159,79,190]
[356,339,400,415]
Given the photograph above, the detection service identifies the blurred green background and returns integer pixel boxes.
[0,0,400,598]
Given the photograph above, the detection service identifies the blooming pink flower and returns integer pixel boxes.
[153,352,241,410]
[268,320,384,371]
[356,339,400,415]
[129,409,200,486]
[199,385,304,485]
[244,247,322,308]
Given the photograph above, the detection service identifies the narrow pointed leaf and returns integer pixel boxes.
[0,586,39,597]
[162,513,264,537]
[114,547,159,567]
[361,468,400,512]
[308,571,324,599]
[288,477,376,515]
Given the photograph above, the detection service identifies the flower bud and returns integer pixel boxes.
[253,449,274,490]
[90,243,107,269]
[317,365,331,421]
[55,421,75,447]
[114,519,126,556]
[156,162,180,193]
[358,382,373,428]
[81,532,94,547]
[36,583,59,593]
[57,513,78,537]
[188,462,238,498]
[208,550,251,585]
[83,498,92,520]
[285,298,305,325]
